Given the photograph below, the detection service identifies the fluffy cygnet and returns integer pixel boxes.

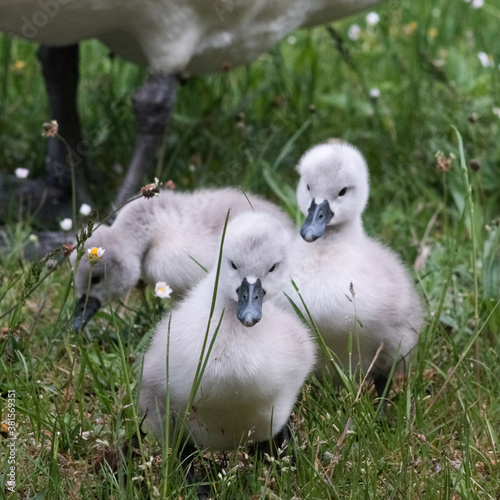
[286,141,422,396]
[139,211,315,453]
[72,187,293,330]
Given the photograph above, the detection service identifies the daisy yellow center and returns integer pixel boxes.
[158,288,165,293]
[91,247,98,255]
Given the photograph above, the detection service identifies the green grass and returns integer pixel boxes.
[1,0,500,497]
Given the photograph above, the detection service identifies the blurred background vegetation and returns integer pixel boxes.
[0,0,499,246]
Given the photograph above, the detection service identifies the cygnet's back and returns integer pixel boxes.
[139,211,315,450]
[72,187,293,330]
[287,141,422,393]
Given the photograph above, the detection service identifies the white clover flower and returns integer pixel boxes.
[287,35,297,45]
[15,167,29,179]
[369,88,381,99]
[347,24,361,41]
[86,246,105,263]
[472,0,484,8]
[366,12,380,26]
[155,281,173,299]
[79,203,92,216]
[60,218,73,231]
[478,51,493,68]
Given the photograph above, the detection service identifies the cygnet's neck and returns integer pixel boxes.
[111,191,178,260]
[321,217,365,244]
[113,224,151,264]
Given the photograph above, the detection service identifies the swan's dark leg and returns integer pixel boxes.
[37,44,93,206]
[113,73,178,208]
[1,44,93,226]
[180,443,210,500]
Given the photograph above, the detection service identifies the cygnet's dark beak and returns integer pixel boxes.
[300,199,334,242]
[73,295,101,332]
[237,278,265,327]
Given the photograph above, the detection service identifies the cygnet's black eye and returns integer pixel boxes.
[338,187,347,197]
[268,263,278,273]
[307,184,310,191]
[231,261,238,270]
[91,275,101,285]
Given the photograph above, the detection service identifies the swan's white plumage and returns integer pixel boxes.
[73,187,293,305]
[1,0,384,74]
[285,141,422,382]
[139,211,315,449]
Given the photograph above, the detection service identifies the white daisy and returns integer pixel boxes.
[366,12,380,26]
[60,218,73,231]
[15,167,29,179]
[79,203,92,216]
[86,246,105,263]
[347,24,361,41]
[155,281,173,299]
[478,51,493,68]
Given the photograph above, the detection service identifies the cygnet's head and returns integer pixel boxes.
[72,225,142,331]
[219,212,291,328]
[296,141,369,242]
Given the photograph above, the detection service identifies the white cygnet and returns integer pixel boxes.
[139,211,315,454]
[72,187,293,330]
[285,141,423,396]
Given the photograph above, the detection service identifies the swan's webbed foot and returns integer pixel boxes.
[374,376,392,414]
[249,417,294,466]
[180,442,211,500]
